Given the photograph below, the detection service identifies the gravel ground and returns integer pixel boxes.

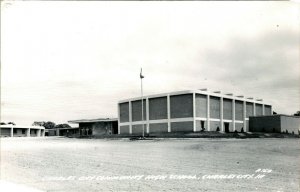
[1,137,299,192]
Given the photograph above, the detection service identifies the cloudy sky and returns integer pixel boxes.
[1,1,299,126]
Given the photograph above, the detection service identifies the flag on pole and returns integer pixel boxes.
[140,68,144,79]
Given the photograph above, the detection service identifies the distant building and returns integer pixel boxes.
[249,115,300,134]
[45,127,79,137]
[118,90,273,134]
[68,118,118,136]
[0,125,45,137]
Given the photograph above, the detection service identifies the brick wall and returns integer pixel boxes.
[256,104,263,116]
[170,94,193,118]
[119,125,129,134]
[171,121,193,132]
[119,102,129,123]
[281,116,300,134]
[149,123,168,133]
[210,121,221,131]
[149,97,167,120]
[195,120,207,131]
[249,116,281,133]
[132,124,146,134]
[246,102,254,117]
[223,99,232,120]
[195,94,207,118]
[209,96,220,119]
[227,122,234,132]
[131,100,146,122]
[265,105,272,115]
[235,100,243,120]
[235,123,244,132]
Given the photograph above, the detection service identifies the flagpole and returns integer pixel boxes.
[140,68,144,138]
[141,76,144,138]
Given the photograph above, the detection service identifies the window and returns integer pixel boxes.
[13,129,17,134]
[22,129,26,134]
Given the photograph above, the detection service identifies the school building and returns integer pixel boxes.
[118,89,273,134]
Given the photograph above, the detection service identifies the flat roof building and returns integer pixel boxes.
[249,115,300,134]
[68,118,118,136]
[118,89,272,135]
[45,127,80,137]
[0,125,45,137]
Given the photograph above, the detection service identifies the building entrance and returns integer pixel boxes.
[201,121,205,130]
[224,122,230,133]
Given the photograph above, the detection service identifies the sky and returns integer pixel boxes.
[1,1,299,126]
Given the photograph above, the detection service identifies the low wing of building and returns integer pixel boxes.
[45,127,79,137]
[249,115,300,134]
[0,125,45,137]
[68,118,118,136]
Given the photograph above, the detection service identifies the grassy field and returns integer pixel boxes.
[1,137,299,192]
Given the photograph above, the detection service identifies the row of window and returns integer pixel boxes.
[13,129,37,134]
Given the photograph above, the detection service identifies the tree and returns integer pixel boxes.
[32,121,45,126]
[55,124,71,128]
[293,111,300,116]
[43,121,56,129]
